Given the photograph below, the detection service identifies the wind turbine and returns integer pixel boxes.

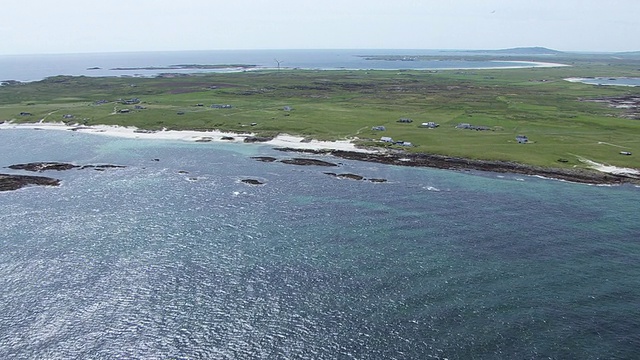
[274,59,283,70]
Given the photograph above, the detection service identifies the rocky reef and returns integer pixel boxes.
[274,148,638,185]
[279,158,338,167]
[2,162,126,192]
[0,174,60,192]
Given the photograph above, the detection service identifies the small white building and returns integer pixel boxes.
[421,122,439,128]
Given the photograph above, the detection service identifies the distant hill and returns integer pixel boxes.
[464,47,564,55]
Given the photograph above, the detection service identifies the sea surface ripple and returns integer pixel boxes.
[1,130,639,359]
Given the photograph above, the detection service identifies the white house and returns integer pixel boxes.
[421,122,439,128]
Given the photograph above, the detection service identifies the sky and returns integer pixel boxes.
[2,0,639,55]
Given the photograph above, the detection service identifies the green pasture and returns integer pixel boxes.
[1,61,639,169]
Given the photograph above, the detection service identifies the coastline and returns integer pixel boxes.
[0,121,371,153]
[274,148,639,185]
[1,121,638,185]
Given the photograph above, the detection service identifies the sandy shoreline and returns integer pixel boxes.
[1,121,638,184]
[489,60,570,69]
[0,121,373,153]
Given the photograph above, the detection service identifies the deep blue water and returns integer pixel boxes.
[1,129,639,359]
[0,49,552,82]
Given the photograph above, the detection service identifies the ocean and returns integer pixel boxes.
[1,129,639,359]
[0,49,555,82]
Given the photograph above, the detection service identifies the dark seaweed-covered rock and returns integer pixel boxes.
[274,147,639,185]
[280,158,338,167]
[0,173,60,191]
[80,164,127,170]
[241,179,264,185]
[368,178,388,183]
[324,172,364,180]
[244,136,273,143]
[251,156,277,162]
[7,162,79,172]
[221,136,235,141]
[8,162,126,173]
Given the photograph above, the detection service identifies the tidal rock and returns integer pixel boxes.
[280,158,338,167]
[324,172,364,180]
[251,156,277,162]
[241,179,264,185]
[80,164,127,170]
[244,136,273,143]
[0,173,60,191]
[7,162,79,172]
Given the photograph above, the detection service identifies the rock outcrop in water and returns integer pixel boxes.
[241,179,265,185]
[8,162,79,172]
[0,174,60,191]
[7,162,125,172]
[274,148,638,185]
[324,172,364,180]
[250,156,277,162]
[279,158,338,167]
[324,172,388,183]
[2,162,126,192]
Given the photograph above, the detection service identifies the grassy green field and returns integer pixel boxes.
[1,60,639,170]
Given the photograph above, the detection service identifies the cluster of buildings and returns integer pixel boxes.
[372,118,531,147]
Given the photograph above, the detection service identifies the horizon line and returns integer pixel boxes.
[1,47,638,57]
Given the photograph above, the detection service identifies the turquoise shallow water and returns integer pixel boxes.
[1,129,639,359]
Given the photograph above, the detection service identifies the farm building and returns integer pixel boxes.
[421,122,439,128]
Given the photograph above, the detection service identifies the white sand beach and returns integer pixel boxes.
[491,61,570,69]
[0,121,374,153]
[579,157,640,177]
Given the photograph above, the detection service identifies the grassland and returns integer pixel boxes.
[1,58,639,171]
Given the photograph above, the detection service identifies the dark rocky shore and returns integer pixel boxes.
[1,162,126,192]
[0,174,60,192]
[274,148,639,185]
[7,162,126,172]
